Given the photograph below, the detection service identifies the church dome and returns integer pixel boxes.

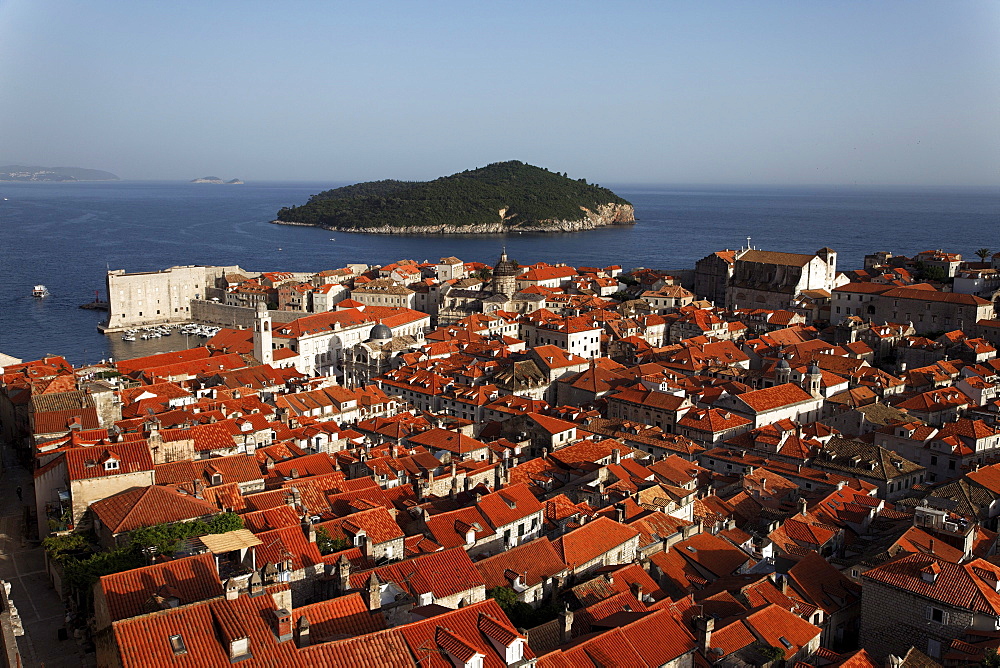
[369,323,393,341]
[493,250,519,277]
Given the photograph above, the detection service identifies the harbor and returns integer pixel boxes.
[117,322,220,342]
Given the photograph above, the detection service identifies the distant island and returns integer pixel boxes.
[0,165,119,182]
[272,161,635,234]
[191,176,243,184]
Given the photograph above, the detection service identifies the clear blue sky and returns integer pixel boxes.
[1,1,997,185]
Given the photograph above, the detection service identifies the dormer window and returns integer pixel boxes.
[169,634,187,655]
[104,458,120,472]
[230,637,250,661]
[212,473,223,485]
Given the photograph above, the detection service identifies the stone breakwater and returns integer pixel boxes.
[271,203,636,235]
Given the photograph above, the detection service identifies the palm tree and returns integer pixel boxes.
[976,247,992,261]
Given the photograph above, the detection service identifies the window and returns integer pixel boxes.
[927,606,946,624]
[169,635,187,655]
[104,458,120,471]
[230,637,250,660]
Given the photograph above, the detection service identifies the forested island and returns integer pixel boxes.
[191,176,244,184]
[272,161,635,234]
[0,165,119,181]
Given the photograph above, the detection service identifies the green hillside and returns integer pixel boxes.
[275,161,631,229]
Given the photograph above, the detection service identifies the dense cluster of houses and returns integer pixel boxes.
[2,245,1000,667]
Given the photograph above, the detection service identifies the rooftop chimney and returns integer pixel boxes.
[696,616,715,656]
[295,615,310,648]
[271,608,292,643]
[560,605,574,643]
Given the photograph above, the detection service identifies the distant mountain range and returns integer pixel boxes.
[0,165,119,182]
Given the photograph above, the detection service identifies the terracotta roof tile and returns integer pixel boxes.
[99,553,223,622]
[553,517,640,569]
[90,485,218,534]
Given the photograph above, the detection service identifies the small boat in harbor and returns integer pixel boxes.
[33,285,49,298]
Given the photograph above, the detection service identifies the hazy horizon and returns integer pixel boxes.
[2,1,998,187]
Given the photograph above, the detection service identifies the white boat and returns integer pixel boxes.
[33,285,49,298]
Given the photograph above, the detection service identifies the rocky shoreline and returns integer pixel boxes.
[271,202,636,235]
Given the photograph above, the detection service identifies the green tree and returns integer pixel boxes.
[130,512,244,556]
[315,527,349,555]
[984,649,1000,668]
[487,587,562,629]
[976,247,992,262]
[756,644,786,662]
[914,261,948,282]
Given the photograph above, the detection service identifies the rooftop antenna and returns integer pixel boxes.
[746,236,752,250]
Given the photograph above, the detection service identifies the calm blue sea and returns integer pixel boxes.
[0,180,996,365]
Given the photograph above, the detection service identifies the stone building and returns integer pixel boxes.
[341,323,423,387]
[349,279,416,310]
[33,440,156,537]
[830,283,995,334]
[435,251,546,325]
[264,306,429,378]
[726,248,839,311]
[105,264,244,330]
[693,249,736,305]
[860,553,1000,662]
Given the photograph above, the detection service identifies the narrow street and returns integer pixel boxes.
[0,446,95,667]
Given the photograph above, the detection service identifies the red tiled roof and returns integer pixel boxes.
[475,537,566,589]
[33,406,101,435]
[154,454,263,488]
[864,555,1000,615]
[673,532,753,578]
[425,506,496,549]
[90,485,218,534]
[291,592,386,643]
[99,553,223,622]
[65,441,155,481]
[350,547,483,600]
[745,603,821,656]
[737,383,816,413]
[553,517,640,569]
[315,506,404,546]
[407,428,489,455]
[239,505,302,533]
[252,525,323,572]
[476,483,543,529]
[541,608,695,667]
[787,550,862,614]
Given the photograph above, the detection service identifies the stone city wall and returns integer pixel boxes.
[189,300,302,329]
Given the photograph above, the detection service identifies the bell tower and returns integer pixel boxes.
[253,300,273,365]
